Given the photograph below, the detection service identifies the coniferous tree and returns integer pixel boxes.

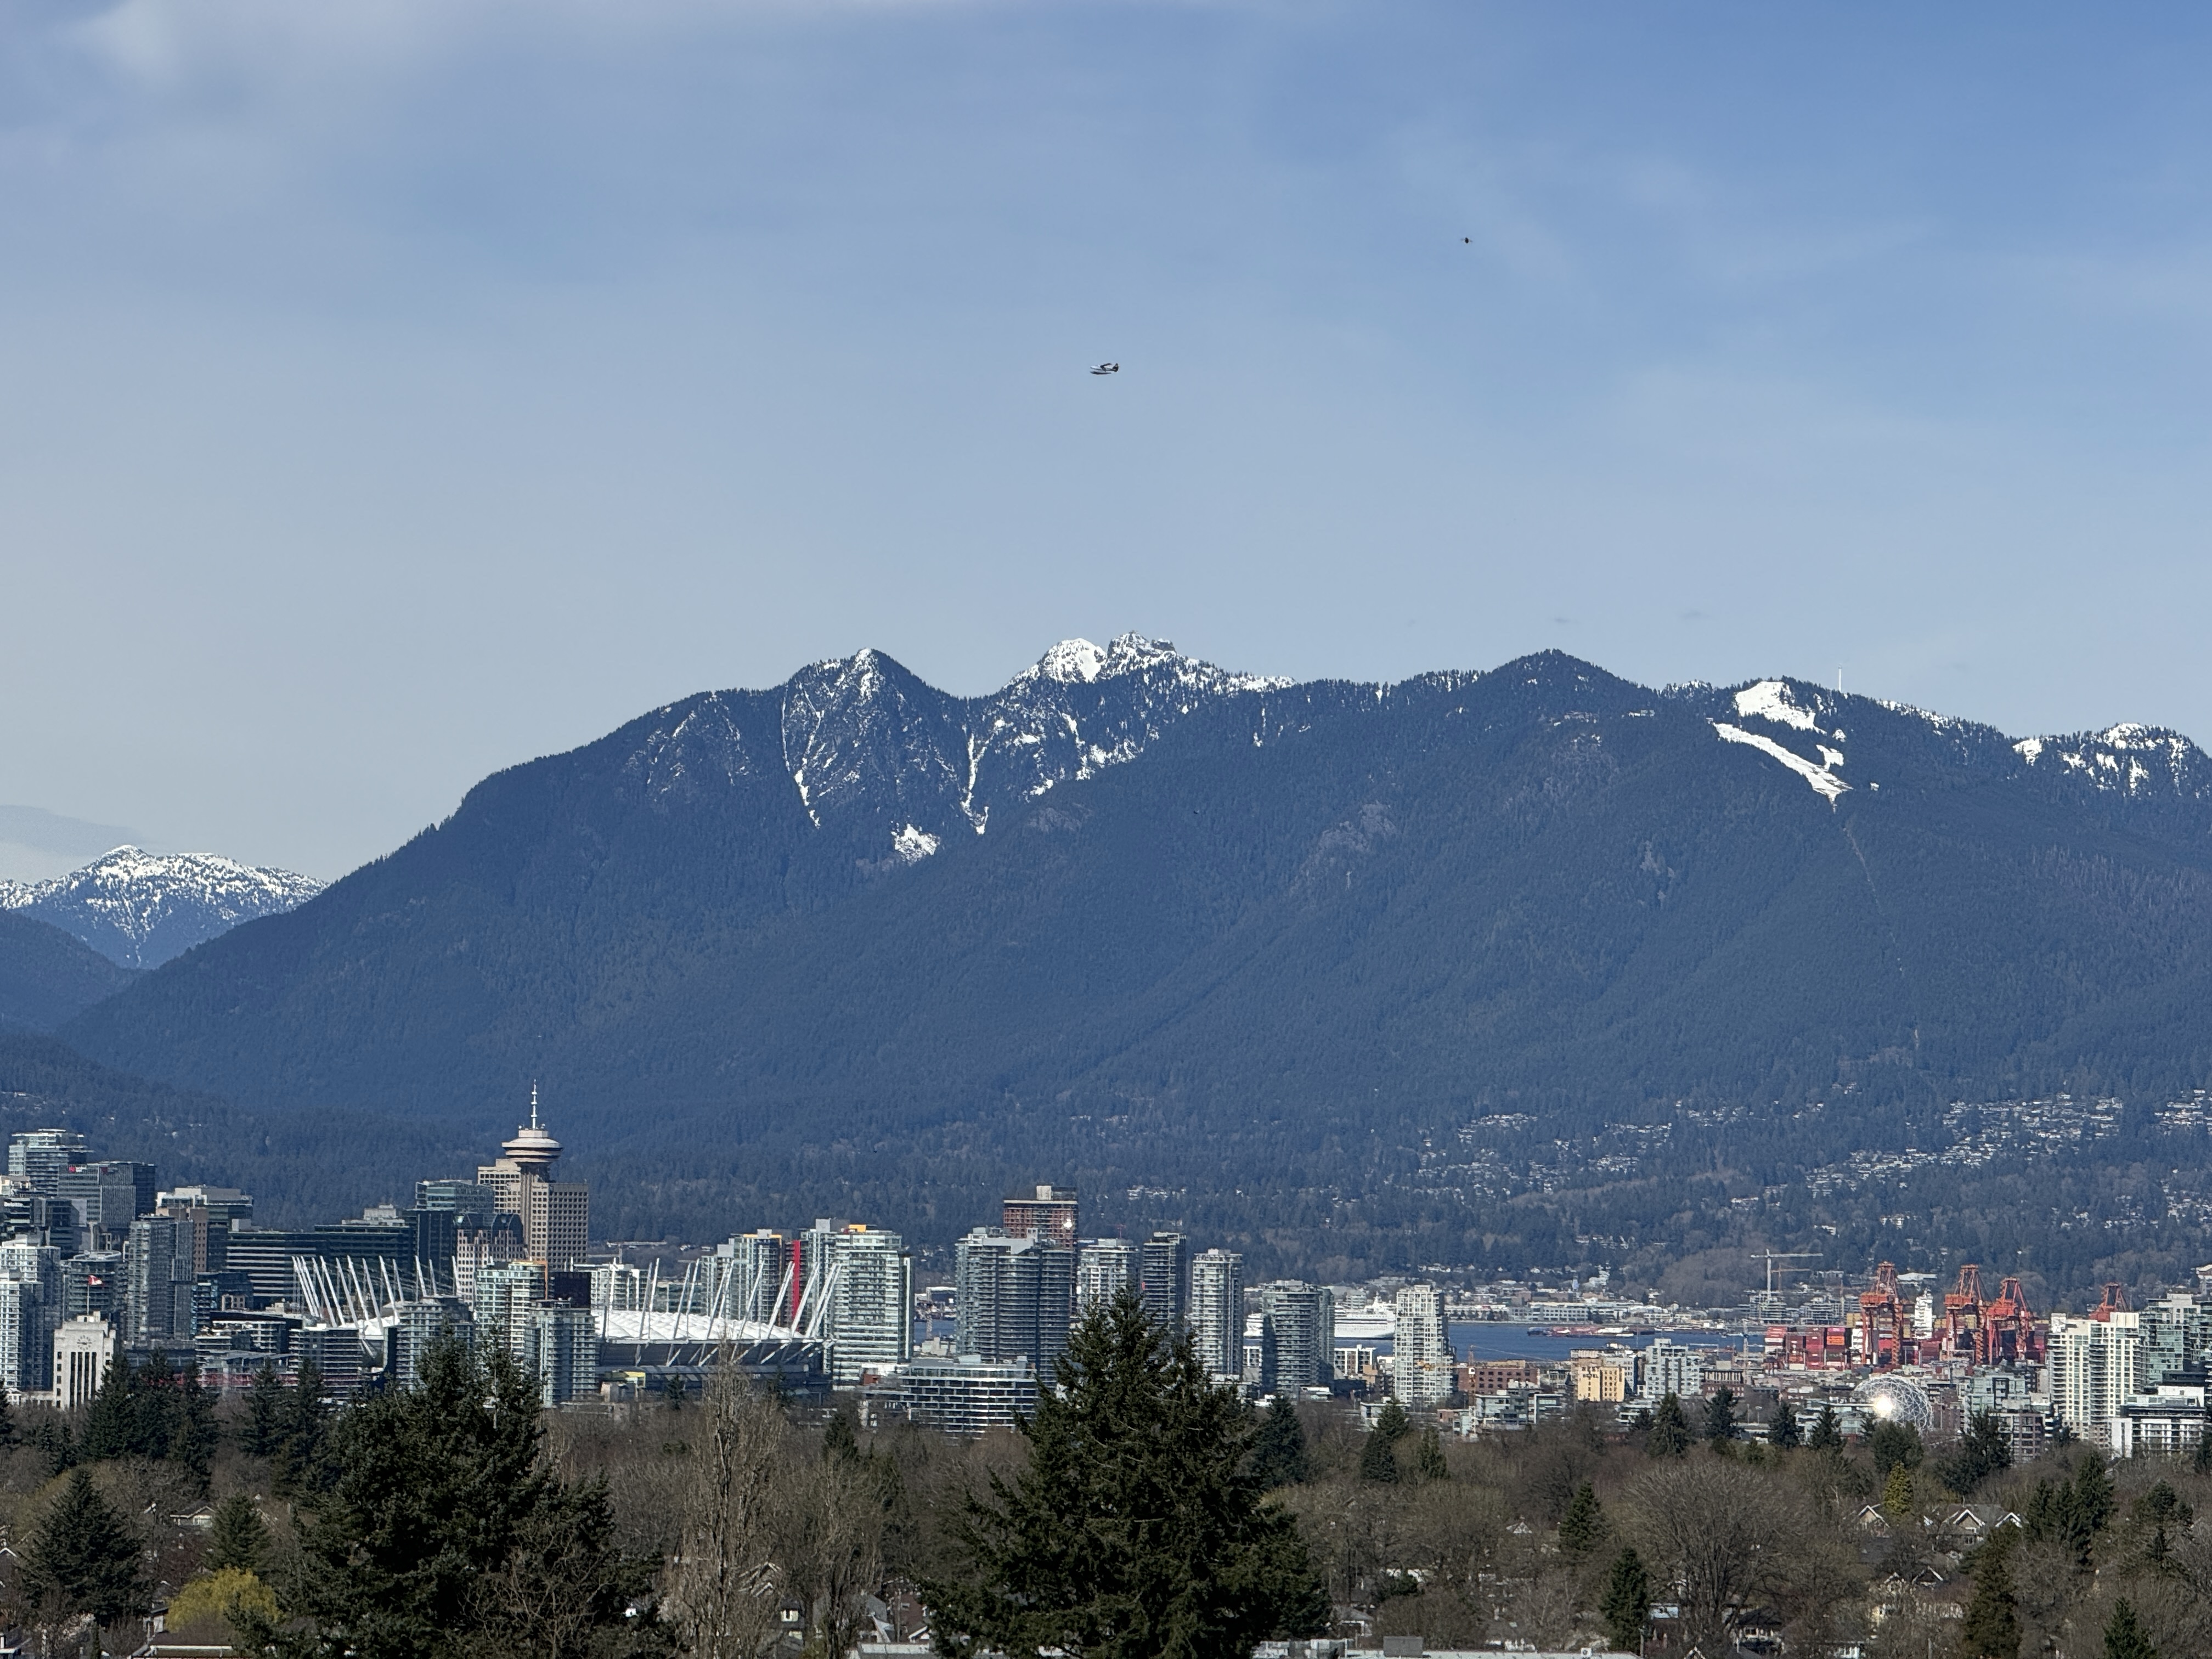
[1646,1393,1692,1458]
[26,1413,74,1478]
[207,1493,269,1576]
[1358,1427,1400,1485]
[1373,1397,1409,1440]
[1868,1419,1924,1477]
[1598,1548,1650,1654]
[1249,1399,1310,1489]
[274,1358,331,1496]
[22,1468,146,1625]
[79,1356,137,1462]
[1938,1411,2012,1494]
[171,1372,221,1492]
[923,1289,1330,1658]
[1557,1482,1605,1558]
[1703,1387,1737,1443]
[1956,1537,2021,1659]
[255,1336,645,1659]
[1409,1425,1447,1482]
[823,1408,860,1465]
[1883,1463,1916,1522]
[1768,1401,1801,1448]
[2102,1599,2157,1659]
[1808,1402,1844,1452]
[2074,1453,2117,1536]
[242,1362,286,1459]
[664,1375,689,1412]
[2194,1431,2212,1476]
[0,1383,18,1450]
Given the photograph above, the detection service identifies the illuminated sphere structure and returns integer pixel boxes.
[1852,1374,1935,1433]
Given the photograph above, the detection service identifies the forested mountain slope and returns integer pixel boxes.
[60,644,2212,1283]
[0,913,137,1031]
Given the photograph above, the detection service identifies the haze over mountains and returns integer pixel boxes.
[14,635,2210,1290]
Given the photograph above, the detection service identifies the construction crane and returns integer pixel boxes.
[1751,1251,1822,1309]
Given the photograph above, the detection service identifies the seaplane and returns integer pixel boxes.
[1090,362,1120,375]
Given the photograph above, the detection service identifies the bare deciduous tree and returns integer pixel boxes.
[1627,1457,1824,1652]
[664,1362,790,1659]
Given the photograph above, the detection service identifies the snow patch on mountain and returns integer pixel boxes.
[2013,724,2208,797]
[0,847,324,968]
[891,825,940,864]
[1712,723,1850,804]
[1733,680,1823,732]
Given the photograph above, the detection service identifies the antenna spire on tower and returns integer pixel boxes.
[530,1081,540,1130]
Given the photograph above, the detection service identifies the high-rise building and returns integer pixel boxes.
[472,1260,545,1360]
[1257,1281,1335,1396]
[699,1230,791,1325]
[1392,1285,1454,1410]
[52,1316,115,1409]
[955,1228,1073,1369]
[1,1193,77,1257]
[2049,1311,2146,1435]
[124,1216,196,1345]
[792,1220,849,1330]
[390,1297,476,1390]
[827,1227,912,1385]
[1188,1250,1245,1382]
[527,1305,599,1405]
[155,1186,253,1274]
[475,1090,590,1269]
[61,1253,122,1322]
[1141,1233,1189,1329]
[58,1162,156,1250]
[1076,1239,1140,1317]
[1002,1185,1079,1251]
[8,1129,87,1192]
[0,1242,59,1396]
[1641,1338,1707,1403]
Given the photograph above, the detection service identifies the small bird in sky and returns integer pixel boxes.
[1091,362,1120,375]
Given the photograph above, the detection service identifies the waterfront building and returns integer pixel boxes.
[1189,1249,1245,1382]
[1257,1281,1335,1396]
[1641,1338,1707,1403]
[1394,1284,1455,1410]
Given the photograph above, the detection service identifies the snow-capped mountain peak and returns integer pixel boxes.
[0,847,325,969]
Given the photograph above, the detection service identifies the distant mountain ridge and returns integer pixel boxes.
[1,847,325,968]
[55,640,2212,1284]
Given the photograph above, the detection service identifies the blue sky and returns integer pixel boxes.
[7,2,2212,877]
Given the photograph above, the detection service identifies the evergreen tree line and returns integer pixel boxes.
[7,1294,2212,1658]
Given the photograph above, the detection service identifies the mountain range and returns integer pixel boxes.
[35,636,2212,1294]
[1,848,324,972]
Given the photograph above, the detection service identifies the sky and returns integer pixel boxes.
[7,2,2212,881]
